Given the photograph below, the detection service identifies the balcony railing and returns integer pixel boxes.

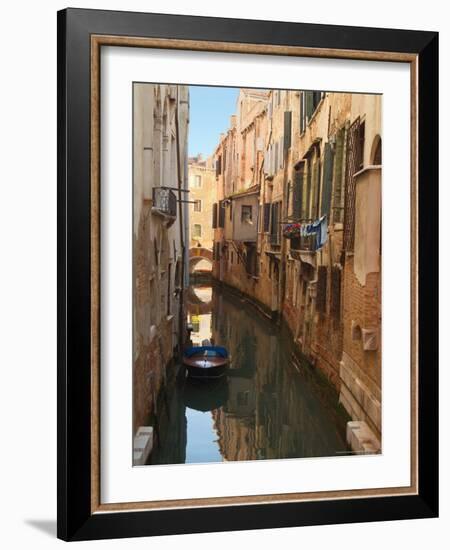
[290,234,316,252]
[152,187,177,218]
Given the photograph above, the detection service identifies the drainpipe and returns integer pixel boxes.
[175,88,186,355]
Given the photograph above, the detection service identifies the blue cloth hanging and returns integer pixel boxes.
[314,215,328,250]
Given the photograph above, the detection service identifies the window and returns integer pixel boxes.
[371,136,382,165]
[300,92,306,134]
[212,203,218,228]
[270,201,281,245]
[357,121,365,170]
[193,224,202,238]
[283,111,292,154]
[293,164,304,220]
[241,205,253,223]
[332,128,345,224]
[311,156,321,219]
[312,91,322,113]
[193,175,202,188]
[215,155,222,177]
[193,199,202,212]
[245,245,258,276]
[218,200,225,228]
[321,142,334,218]
[301,90,324,130]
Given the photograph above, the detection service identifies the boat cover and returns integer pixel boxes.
[184,346,228,358]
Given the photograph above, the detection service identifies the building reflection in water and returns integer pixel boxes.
[148,282,349,465]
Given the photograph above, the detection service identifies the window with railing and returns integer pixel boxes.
[152,187,177,217]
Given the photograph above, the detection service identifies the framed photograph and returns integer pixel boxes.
[57,8,438,541]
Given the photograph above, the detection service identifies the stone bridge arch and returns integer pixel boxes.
[189,246,213,274]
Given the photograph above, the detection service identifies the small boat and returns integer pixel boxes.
[183,343,229,379]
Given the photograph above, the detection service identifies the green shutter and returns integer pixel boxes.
[332,128,345,223]
[284,111,292,153]
[321,142,334,218]
[293,166,304,220]
[305,91,314,121]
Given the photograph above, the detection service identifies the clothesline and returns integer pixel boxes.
[282,215,328,250]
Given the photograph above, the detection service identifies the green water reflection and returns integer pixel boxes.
[148,282,350,465]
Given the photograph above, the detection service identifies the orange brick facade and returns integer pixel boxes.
[211,88,382,448]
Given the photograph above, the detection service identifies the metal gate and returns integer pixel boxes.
[343,117,360,252]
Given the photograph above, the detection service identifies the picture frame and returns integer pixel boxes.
[57,7,438,541]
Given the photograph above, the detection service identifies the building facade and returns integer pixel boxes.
[211,88,382,450]
[133,83,190,452]
[188,154,216,273]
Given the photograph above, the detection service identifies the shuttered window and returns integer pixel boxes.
[303,159,312,219]
[316,266,327,314]
[311,157,321,220]
[215,155,222,177]
[344,118,360,251]
[293,165,304,220]
[321,142,334,218]
[270,202,281,245]
[305,91,314,122]
[218,200,225,228]
[284,111,292,154]
[300,92,305,134]
[332,128,345,224]
[212,203,218,228]
[358,121,365,170]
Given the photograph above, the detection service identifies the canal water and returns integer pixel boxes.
[148,281,350,465]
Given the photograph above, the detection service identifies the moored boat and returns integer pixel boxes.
[183,345,229,379]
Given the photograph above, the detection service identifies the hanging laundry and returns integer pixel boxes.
[315,215,328,250]
[282,215,328,250]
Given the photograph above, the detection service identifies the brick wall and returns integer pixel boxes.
[342,255,381,390]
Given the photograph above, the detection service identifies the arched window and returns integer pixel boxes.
[371,135,382,165]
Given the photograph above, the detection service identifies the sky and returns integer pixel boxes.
[188,86,239,159]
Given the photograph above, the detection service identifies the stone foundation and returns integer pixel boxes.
[339,351,381,442]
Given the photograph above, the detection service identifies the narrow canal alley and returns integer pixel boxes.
[132,83,382,466]
[148,280,350,465]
